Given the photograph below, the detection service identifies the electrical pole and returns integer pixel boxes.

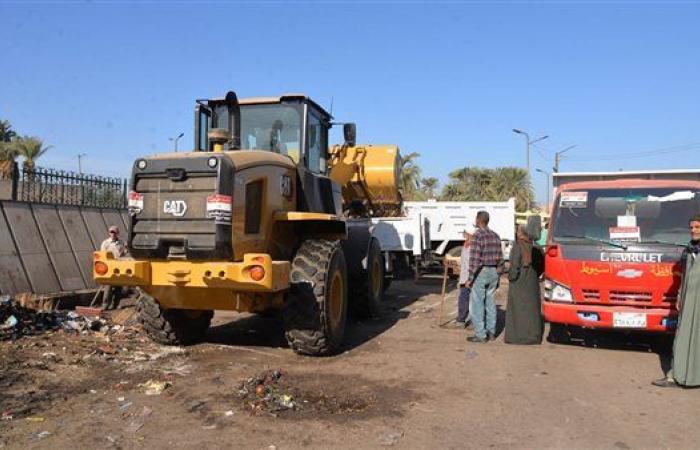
[553,145,577,172]
[169,132,184,152]
[77,153,86,174]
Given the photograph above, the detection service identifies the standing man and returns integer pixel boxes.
[456,226,477,327]
[99,225,128,309]
[100,225,127,259]
[653,214,700,387]
[467,211,504,343]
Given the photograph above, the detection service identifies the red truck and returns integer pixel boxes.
[543,170,700,341]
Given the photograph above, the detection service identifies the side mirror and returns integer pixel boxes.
[343,123,356,146]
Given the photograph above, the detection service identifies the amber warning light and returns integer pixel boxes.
[94,261,109,275]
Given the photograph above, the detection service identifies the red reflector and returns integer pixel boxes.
[250,266,265,281]
[128,191,144,210]
[546,245,559,257]
[207,194,232,204]
[94,261,109,275]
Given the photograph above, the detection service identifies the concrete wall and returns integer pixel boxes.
[0,201,129,296]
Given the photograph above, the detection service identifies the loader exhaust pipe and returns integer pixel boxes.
[208,90,241,152]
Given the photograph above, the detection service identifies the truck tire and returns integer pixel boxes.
[547,323,572,344]
[137,292,213,345]
[351,239,384,318]
[283,239,348,356]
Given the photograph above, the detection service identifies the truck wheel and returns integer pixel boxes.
[137,292,213,345]
[284,240,348,356]
[547,323,571,344]
[351,239,384,318]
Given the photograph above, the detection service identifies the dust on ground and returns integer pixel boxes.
[1,277,699,449]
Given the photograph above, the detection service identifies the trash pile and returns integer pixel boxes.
[1,295,116,341]
[237,369,297,416]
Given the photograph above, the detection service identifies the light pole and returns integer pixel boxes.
[77,153,87,174]
[512,129,548,175]
[169,132,184,152]
[536,168,551,210]
[553,144,577,172]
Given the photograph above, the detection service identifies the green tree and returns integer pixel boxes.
[420,177,439,199]
[0,120,17,143]
[490,167,534,211]
[12,136,52,172]
[441,166,534,211]
[0,120,18,177]
[399,151,423,200]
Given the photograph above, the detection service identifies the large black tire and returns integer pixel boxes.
[283,239,348,356]
[547,323,572,344]
[137,292,213,345]
[351,239,384,318]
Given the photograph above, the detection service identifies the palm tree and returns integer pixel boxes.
[0,120,18,178]
[0,120,17,143]
[399,152,422,200]
[12,136,51,172]
[490,167,533,211]
[440,166,534,211]
[420,177,439,199]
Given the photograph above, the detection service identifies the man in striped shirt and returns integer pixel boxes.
[467,211,504,343]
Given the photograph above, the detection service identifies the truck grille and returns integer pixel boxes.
[128,154,233,260]
[582,289,600,301]
[609,290,653,302]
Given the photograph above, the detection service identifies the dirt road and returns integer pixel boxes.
[2,278,699,449]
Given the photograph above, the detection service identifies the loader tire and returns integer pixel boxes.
[351,238,384,318]
[137,292,213,345]
[283,239,348,356]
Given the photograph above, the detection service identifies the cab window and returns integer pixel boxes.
[307,110,327,173]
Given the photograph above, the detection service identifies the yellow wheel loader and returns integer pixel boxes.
[93,91,402,355]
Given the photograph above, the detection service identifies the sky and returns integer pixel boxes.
[1,1,699,205]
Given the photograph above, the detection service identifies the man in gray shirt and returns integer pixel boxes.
[448,226,476,328]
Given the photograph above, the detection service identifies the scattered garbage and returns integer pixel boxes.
[379,431,404,446]
[2,412,13,421]
[237,369,298,415]
[0,295,109,341]
[36,431,52,440]
[139,380,172,396]
[25,416,45,422]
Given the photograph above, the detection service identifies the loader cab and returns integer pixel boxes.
[194,94,333,175]
[195,92,344,215]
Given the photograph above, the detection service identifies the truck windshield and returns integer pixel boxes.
[211,103,302,156]
[551,187,700,246]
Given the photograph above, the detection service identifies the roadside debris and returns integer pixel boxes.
[237,369,297,415]
[236,369,374,417]
[0,296,110,341]
[139,380,172,396]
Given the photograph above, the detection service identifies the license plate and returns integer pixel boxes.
[613,312,647,328]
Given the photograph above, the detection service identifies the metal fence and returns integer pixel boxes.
[2,162,127,208]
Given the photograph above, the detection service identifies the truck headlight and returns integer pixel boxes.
[552,284,573,302]
[544,278,573,302]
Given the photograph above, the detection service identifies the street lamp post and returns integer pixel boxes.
[77,153,87,174]
[169,132,184,152]
[512,129,548,175]
[536,168,551,211]
[553,144,577,172]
